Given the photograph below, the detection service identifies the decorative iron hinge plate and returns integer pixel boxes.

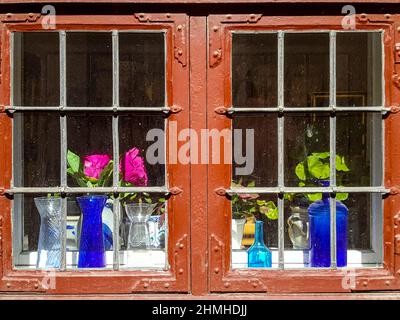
[209,14,263,68]
[0,13,41,23]
[133,13,188,67]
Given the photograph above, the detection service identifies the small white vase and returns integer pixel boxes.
[231,218,246,250]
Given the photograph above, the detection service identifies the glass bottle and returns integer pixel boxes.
[308,182,348,267]
[247,220,272,268]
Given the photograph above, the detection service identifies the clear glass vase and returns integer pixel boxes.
[34,196,63,269]
[124,203,156,249]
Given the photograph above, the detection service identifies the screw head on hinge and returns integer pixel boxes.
[169,105,182,114]
[391,105,400,114]
[215,187,227,196]
[215,107,228,115]
[169,186,183,195]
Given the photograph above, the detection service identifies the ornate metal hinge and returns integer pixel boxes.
[209,234,267,292]
[133,13,188,67]
[393,74,400,89]
[0,13,41,23]
[357,13,394,24]
[131,234,188,292]
[209,14,263,68]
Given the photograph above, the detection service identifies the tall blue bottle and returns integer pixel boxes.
[247,220,272,268]
[308,182,348,267]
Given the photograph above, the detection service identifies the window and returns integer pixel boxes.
[230,31,385,269]
[11,31,168,270]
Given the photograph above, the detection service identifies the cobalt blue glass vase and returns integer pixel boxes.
[247,220,272,268]
[77,195,107,268]
[308,182,348,267]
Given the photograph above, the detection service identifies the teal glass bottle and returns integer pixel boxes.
[247,220,272,268]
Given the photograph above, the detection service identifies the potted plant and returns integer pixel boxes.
[291,151,350,267]
[231,179,278,249]
[66,147,164,267]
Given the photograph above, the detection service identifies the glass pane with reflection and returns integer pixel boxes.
[119,33,165,108]
[284,33,330,108]
[13,112,60,187]
[67,32,112,107]
[230,194,278,269]
[232,113,278,188]
[232,33,278,108]
[119,193,167,269]
[336,112,382,186]
[119,114,166,187]
[67,113,113,188]
[284,113,330,187]
[13,32,60,106]
[336,32,383,107]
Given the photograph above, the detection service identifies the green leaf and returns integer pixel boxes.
[256,200,266,206]
[308,157,330,179]
[336,192,349,201]
[144,197,152,204]
[336,155,350,172]
[313,152,330,159]
[67,150,81,174]
[295,162,306,180]
[307,193,322,201]
[158,198,166,203]
[86,180,93,188]
[298,181,306,187]
[247,181,256,188]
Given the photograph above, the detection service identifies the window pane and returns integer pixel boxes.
[284,113,330,187]
[284,33,330,108]
[337,32,383,107]
[67,32,112,107]
[232,113,277,187]
[283,192,381,268]
[67,114,113,187]
[13,32,60,106]
[13,112,60,187]
[232,33,278,108]
[119,193,167,269]
[119,114,166,187]
[119,33,165,108]
[337,113,382,186]
[231,194,278,269]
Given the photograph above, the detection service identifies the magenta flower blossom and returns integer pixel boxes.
[83,154,111,180]
[119,147,148,186]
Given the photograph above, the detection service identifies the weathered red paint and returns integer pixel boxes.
[207,13,400,293]
[0,6,399,297]
[0,14,191,294]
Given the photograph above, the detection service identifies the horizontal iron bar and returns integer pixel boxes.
[6,187,169,194]
[227,106,389,113]
[228,186,389,194]
[5,106,171,113]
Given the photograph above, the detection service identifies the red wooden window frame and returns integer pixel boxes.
[0,9,400,295]
[207,13,400,293]
[0,14,191,294]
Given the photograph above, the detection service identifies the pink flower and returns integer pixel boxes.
[119,148,148,186]
[83,154,111,180]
